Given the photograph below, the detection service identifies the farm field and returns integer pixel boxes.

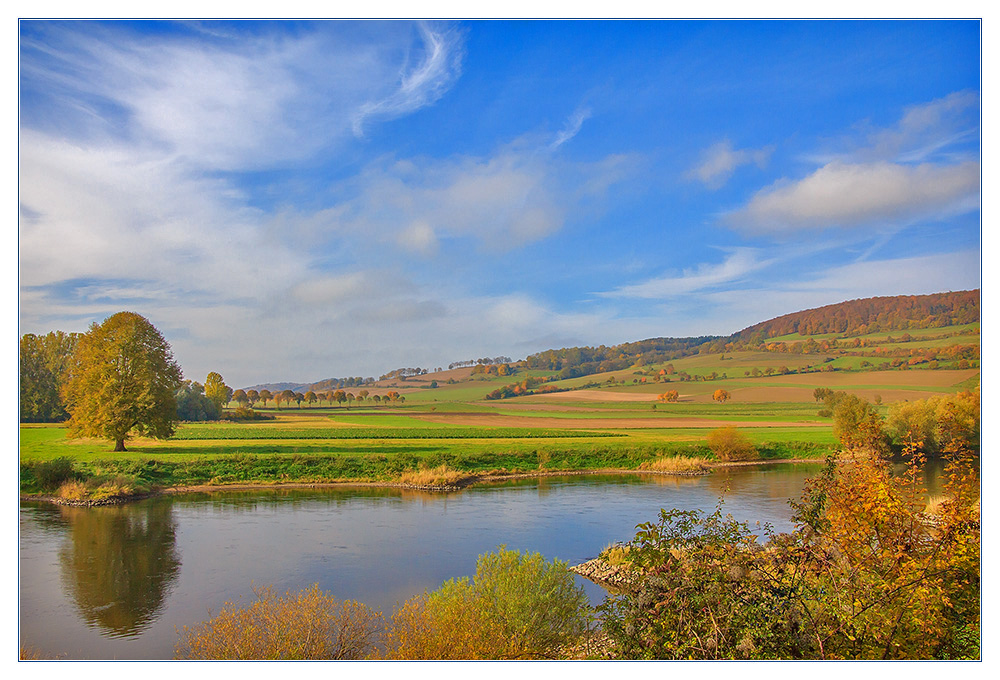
[19,317,979,496]
[19,357,975,494]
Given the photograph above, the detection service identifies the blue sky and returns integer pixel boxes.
[18,20,981,388]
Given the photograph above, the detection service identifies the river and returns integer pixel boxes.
[20,462,848,659]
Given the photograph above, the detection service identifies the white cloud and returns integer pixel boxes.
[551,106,592,149]
[861,91,979,163]
[314,143,633,253]
[21,22,463,170]
[728,160,980,234]
[687,139,773,188]
[351,22,464,137]
[598,249,771,299]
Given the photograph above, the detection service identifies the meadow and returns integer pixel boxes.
[19,323,978,497]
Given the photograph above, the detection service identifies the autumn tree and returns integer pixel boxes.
[232,389,248,407]
[305,391,317,407]
[712,389,731,403]
[204,372,233,411]
[246,389,259,407]
[61,312,182,452]
[658,390,679,403]
[258,389,272,408]
[333,390,346,407]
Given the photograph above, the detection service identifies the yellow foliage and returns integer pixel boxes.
[175,584,382,659]
[706,427,758,461]
[639,456,711,473]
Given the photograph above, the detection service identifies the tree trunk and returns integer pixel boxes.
[114,438,127,452]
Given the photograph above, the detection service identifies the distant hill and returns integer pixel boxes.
[241,381,312,393]
[731,290,980,343]
[243,290,980,391]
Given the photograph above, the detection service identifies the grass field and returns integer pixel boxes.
[19,325,978,498]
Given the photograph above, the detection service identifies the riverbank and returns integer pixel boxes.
[19,458,826,507]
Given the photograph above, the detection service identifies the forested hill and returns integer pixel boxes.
[730,290,980,343]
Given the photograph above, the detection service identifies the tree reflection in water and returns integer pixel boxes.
[58,501,180,638]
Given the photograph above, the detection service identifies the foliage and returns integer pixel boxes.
[599,428,980,659]
[382,547,590,659]
[712,389,731,402]
[706,426,758,461]
[732,290,979,342]
[20,456,79,492]
[219,405,274,421]
[658,390,679,402]
[176,584,382,659]
[19,331,79,422]
[204,372,233,411]
[61,312,183,452]
[886,388,980,454]
[175,380,220,421]
[830,392,887,452]
[638,456,710,473]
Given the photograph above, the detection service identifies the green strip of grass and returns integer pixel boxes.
[170,426,623,440]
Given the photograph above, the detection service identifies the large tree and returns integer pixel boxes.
[62,312,183,452]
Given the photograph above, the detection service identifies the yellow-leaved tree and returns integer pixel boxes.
[62,312,182,452]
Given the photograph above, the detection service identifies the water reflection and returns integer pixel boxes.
[57,502,180,638]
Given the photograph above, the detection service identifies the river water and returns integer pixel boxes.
[20,462,838,659]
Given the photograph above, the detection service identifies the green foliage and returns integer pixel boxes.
[62,312,183,452]
[20,331,79,422]
[175,380,220,421]
[382,547,590,659]
[21,457,79,492]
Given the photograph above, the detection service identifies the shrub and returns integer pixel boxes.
[599,434,980,660]
[639,456,710,473]
[706,427,758,462]
[176,584,382,660]
[382,547,590,659]
[397,464,470,487]
[28,457,79,492]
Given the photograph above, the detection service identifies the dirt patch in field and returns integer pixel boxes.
[411,414,824,429]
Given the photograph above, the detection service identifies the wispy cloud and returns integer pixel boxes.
[597,249,772,299]
[306,141,634,253]
[551,106,592,149]
[727,160,979,234]
[352,22,464,137]
[686,139,773,188]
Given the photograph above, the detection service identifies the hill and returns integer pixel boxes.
[730,290,979,343]
[240,290,980,392]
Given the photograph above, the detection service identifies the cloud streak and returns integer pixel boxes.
[352,22,464,137]
[687,139,773,188]
[597,249,772,299]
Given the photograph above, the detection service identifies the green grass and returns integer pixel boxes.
[171,426,623,440]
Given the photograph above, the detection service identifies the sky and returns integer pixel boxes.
[17,19,982,388]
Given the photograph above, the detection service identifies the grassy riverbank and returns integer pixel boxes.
[19,401,835,500]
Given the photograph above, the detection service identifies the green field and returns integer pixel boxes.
[19,322,978,499]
